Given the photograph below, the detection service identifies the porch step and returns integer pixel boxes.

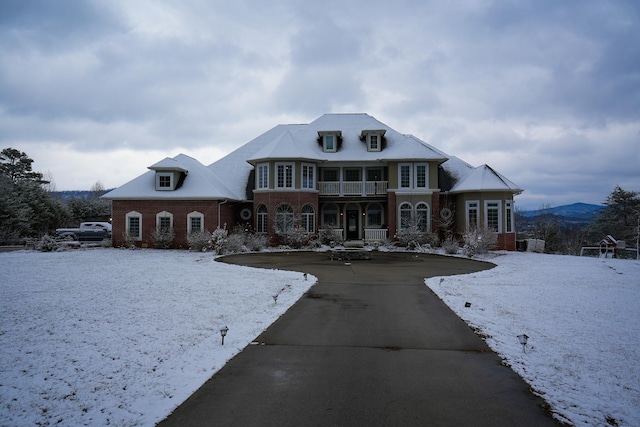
[344,240,365,248]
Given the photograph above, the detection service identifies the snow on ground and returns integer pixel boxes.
[1,248,639,426]
[427,252,640,427]
[0,249,315,426]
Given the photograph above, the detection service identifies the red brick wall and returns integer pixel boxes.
[497,232,516,251]
[253,191,318,238]
[111,200,234,248]
[431,192,440,233]
[387,191,397,237]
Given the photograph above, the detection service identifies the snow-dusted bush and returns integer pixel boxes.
[396,225,439,250]
[280,226,310,249]
[217,232,245,255]
[244,232,270,251]
[442,236,460,254]
[121,231,137,249]
[318,228,340,245]
[463,226,497,257]
[209,225,270,254]
[35,234,58,252]
[151,228,175,249]
[187,230,212,252]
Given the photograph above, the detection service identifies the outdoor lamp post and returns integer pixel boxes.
[517,334,529,353]
[220,326,229,345]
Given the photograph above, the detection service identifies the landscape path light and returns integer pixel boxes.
[220,326,229,345]
[517,334,529,353]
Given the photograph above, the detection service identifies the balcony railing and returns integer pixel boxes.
[318,181,388,196]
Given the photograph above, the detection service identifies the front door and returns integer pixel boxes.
[346,210,359,240]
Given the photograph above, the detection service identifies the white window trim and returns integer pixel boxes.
[275,162,295,189]
[257,163,269,189]
[156,211,174,230]
[367,134,381,152]
[505,201,514,233]
[415,202,430,231]
[466,200,479,231]
[301,205,315,233]
[398,202,413,231]
[414,163,428,188]
[126,211,142,241]
[484,200,503,233]
[187,211,205,234]
[323,134,337,152]
[156,172,173,191]
[256,205,268,233]
[301,163,316,190]
[399,163,412,189]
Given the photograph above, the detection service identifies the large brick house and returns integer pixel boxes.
[103,113,522,249]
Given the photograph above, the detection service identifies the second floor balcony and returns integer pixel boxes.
[318,180,388,197]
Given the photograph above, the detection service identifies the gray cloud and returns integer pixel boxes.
[0,0,637,209]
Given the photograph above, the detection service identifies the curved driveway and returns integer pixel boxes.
[159,251,557,426]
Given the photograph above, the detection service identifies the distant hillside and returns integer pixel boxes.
[517,203,605,230]
[520,203,605,218]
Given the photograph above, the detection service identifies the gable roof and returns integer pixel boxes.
[103,154,239,200]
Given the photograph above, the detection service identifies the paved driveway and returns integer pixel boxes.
[159,251,558,426]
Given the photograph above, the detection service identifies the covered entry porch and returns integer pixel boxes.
[318,201,388,243]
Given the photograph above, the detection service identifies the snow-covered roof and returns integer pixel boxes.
[103,154,239,200]
[245,113,449,164]
[448,164,523,194]
[104,113,523,200]
[147,157,188,172]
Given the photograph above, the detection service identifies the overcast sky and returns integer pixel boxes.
[1,0,638,209]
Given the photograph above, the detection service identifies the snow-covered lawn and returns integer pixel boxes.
[1,249,638,426]
[427,252,640,427]
[0,249,315,426]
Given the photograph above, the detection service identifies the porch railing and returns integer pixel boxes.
[318,181,388,196]
[365,228,388,242]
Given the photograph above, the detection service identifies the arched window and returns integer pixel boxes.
[301,205,315,233]
[187,211,204,234]
[399,203,412,230]
[156,211,173,231]
[256,205,268,233]
[416,203,430,231]
[126,211,142,241]
[275,204,294,234]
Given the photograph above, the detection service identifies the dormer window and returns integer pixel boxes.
[156,173,173,191]
[325,135,336,151]
[148,158,188,191]
[361,129,386,152]
[318,131,342,153]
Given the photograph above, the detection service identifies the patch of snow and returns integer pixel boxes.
[427,252,640,427]
[0,249,315,426]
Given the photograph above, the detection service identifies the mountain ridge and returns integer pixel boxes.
[520,202,605,218]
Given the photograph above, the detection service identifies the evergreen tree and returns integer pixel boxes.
[0,148,45,183]
[0,148,69,243]
[587,186,640,245]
